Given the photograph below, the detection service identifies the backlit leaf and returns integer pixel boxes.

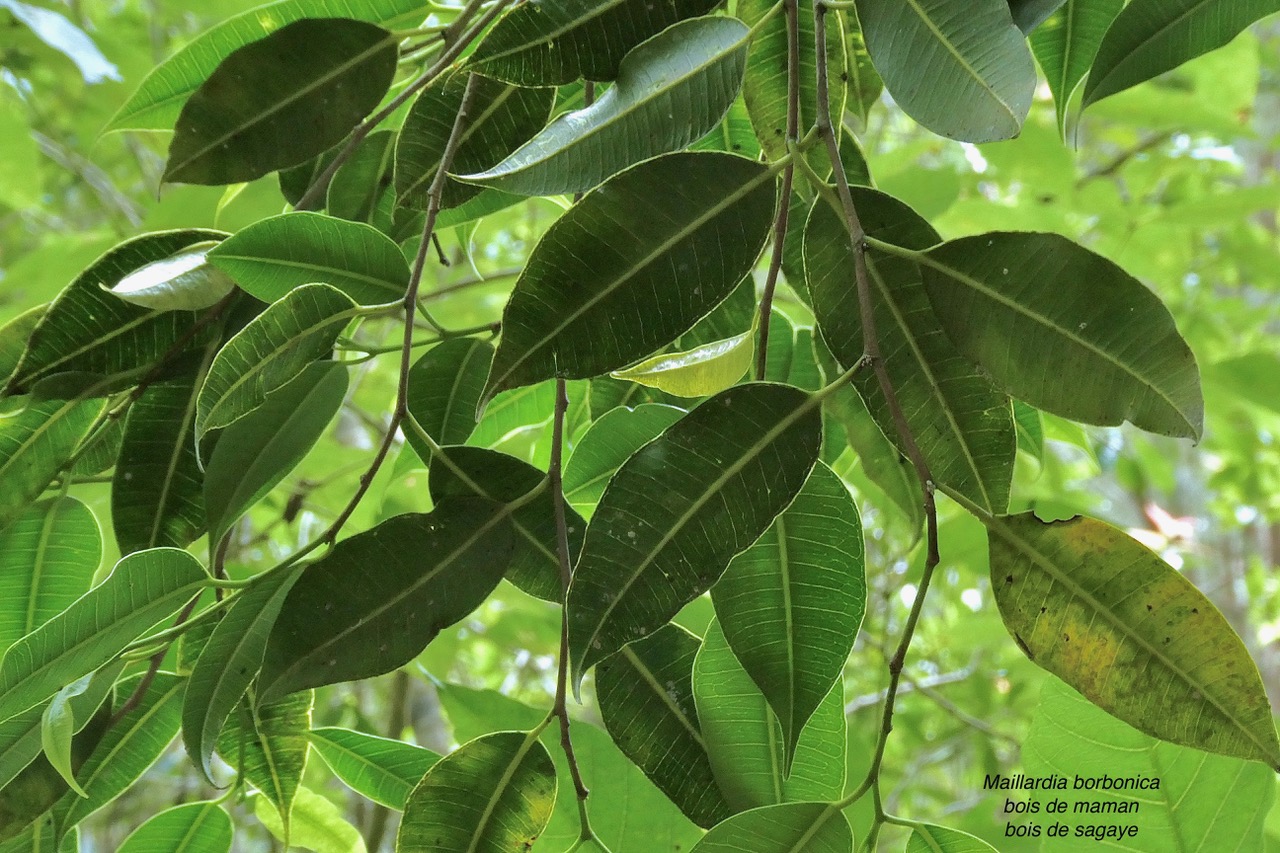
[908,824,999,853]
[855,0,1036,141]
[310,727,439,810]
[611,328,753,399]
[562,403,685,517]
[918,232,1204,439]
[254,786,365,853]
[39,674,92,797]
[195,284,358,441]
[567,382,822,687]
[459,17,749,197]
[396,731,556,853]
[207,212,410,306]
[405,339,494,462]
[117,802,233,853]
[217,691,312,832]
[484,152,776,400]
[468,0,720,85]
[688,802,853,853]
[711,462,865,772]
[1030,0,1124,135]
[988,512,1280,767]
[163,19,397,186]
[258,500,514,702]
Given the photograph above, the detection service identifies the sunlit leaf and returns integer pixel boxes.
[108,242,235,311]
[207,212,410,306]
[711,462,865,772]
[460,17,749,196]
[217,690,312,832]
[611,329,753,399]
[918,232,1204,440]
[484,152,776,400]
[468,0,720,85]
[117,802,233,853]
[309,727,439,810]
[855,0,1035,141]
[688,802,853,853]
[163,19,397,185]
[989,512,1280,767]
[568,382,822,687]
[254,786,365,853]
[397,732,556,853]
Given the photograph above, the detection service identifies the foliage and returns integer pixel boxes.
[1,0,1279,850]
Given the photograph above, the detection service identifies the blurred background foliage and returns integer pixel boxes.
[2,1,1279,849]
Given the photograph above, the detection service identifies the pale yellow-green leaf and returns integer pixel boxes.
[611,329,753,398]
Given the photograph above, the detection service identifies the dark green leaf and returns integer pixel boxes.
[117,802,233,853]
[1009,0,1067,32]
[567,382,822,686]
[203,361,347,544]
[693,619,846,810]
[428,446,577,602]
[0,498,100,654]
[843,7,883,128]
[1031,0,1124,135]
[259,499,514,701]
[195,284,358,441]
[184,564,305,786]
[918,232,1204,439]
[108,242,236,311]
[112,349,216,555]
[806,191,1015,514]
[0,548,206,725]
[163,19,397,185]
[106,0,425,131]
[405,339,495,462]
[0,305,45,391]
[855,0,1035,141]
[397,731,556,853]
[207,212,410,306]
[468,0,720,85]
[327,130,397,226]
[484,152,776,399]
[688,802,853,853]
[588,377,681,420]
[217,691,312,833]
[988,512,1280,767]
[596,623,730,828]
[563,403,685,517]
[1082,0,1279,109]
[309,727,439,810]
[711,462,864,772]
[396,76,554,210]
[460,17,749,196]
[6,230,223,394]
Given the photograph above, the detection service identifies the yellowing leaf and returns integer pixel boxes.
[611,329,753,398]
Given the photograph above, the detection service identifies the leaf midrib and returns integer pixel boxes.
[465,735,540,853]
[620,645,705,748]
[401,84,524,199]
[473,0,630,65]
[211,252,405,301]
[1086,0,1215,103]
[902,0,1018,124]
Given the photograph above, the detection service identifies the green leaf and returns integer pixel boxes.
[39,674,93,798]
[0,548,206,725]
[1009,0,1067,32]
[203,361,347,544]
[1031,0,1124,135]
[184,564,305,786]
[568,382,822,687]
[396,731,556,853]
[917,232,1204,440]
[689,97,763,159]
[908,824,999,853]
[467,0,720,85]
[988,512,1280,767]
[405,339,495,462]
[309,727,439,810]
[460,17,749,197]
[468,380,555,452]
[711,462,865,773]
[806,191,1015,515]
[843,9,883,128]
[254,786,366,853]
[327,130,396,226]
[484,152,776,399]
[217,691,312,833]
[6,230,224,394]
[163,19,397,186]
[688,802,853,853]
[52,673,185,836]
[693,619,846,811]
[195,284,358,441]
[737,0,845,163]
[0,94,41,211]
[1012,400,1044,462]
[0,384,106,534]
[117,802,233,853]
[1025,678,1274,852]
[588,377,681,419]
[106,0,425,131]
[611,329,753,399]
[0,305,45,391]
[259,499,514,702]
[107,242,236,311]
[855,0,1036,141]
[595,623,730,828]
[562,403,685,517]
[111,350,216,555]
[427,447,578,602]
[1082,0,1280,109]
[396,76,554,211]
[207,212,410,306]
[0,498,100,654]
